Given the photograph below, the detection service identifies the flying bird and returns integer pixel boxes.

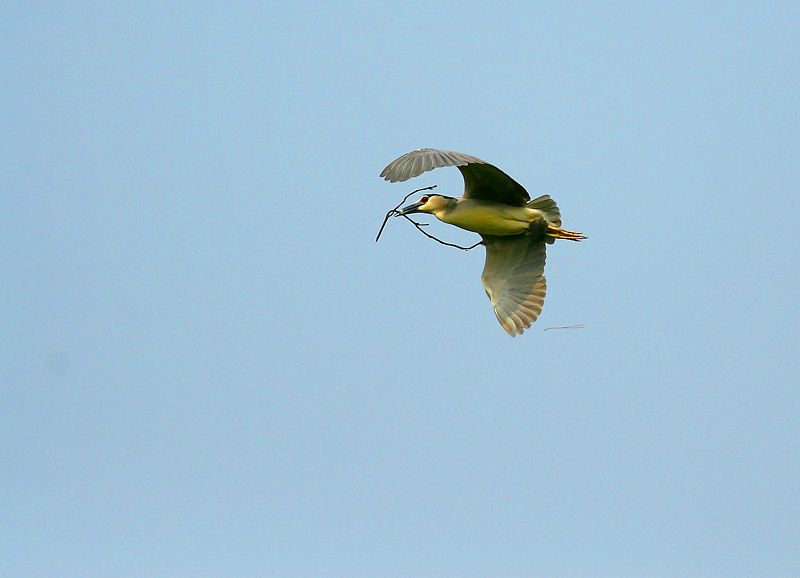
[380,148,584,337]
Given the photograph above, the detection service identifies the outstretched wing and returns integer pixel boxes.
[380,149,483,182]
[380,148,530,206]
[481,232,547,337]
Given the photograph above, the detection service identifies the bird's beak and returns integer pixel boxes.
[397,201,425,215]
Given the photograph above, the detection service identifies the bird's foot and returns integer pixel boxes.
[547,226,586,241]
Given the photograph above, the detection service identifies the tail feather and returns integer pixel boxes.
[527,195,562,227]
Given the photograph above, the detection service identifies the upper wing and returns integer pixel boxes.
[380,148,530,206]
[481,232,547,337]
[380,149,484,182]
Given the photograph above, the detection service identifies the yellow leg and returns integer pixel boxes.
[547,226,586,241]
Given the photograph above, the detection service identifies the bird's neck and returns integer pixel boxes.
[431,197,458,222]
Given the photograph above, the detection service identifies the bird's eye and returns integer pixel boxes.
[420,196,429,203]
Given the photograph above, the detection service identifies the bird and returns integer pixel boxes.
[380,148,584,337]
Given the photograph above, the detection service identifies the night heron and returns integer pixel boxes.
[380,148,585,337]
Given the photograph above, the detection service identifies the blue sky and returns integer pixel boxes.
[2,2,799,576]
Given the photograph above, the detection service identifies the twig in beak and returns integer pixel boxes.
[375,185,437,242]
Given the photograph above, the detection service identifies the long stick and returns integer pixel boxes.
[375,185,436,243]
[376,185,480,251]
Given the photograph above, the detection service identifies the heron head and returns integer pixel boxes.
[397,194,452,216]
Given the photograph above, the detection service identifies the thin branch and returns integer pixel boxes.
[376,184,481,250]
[375,185,437,243]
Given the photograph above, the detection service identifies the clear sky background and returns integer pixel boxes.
[2,2,799,577]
